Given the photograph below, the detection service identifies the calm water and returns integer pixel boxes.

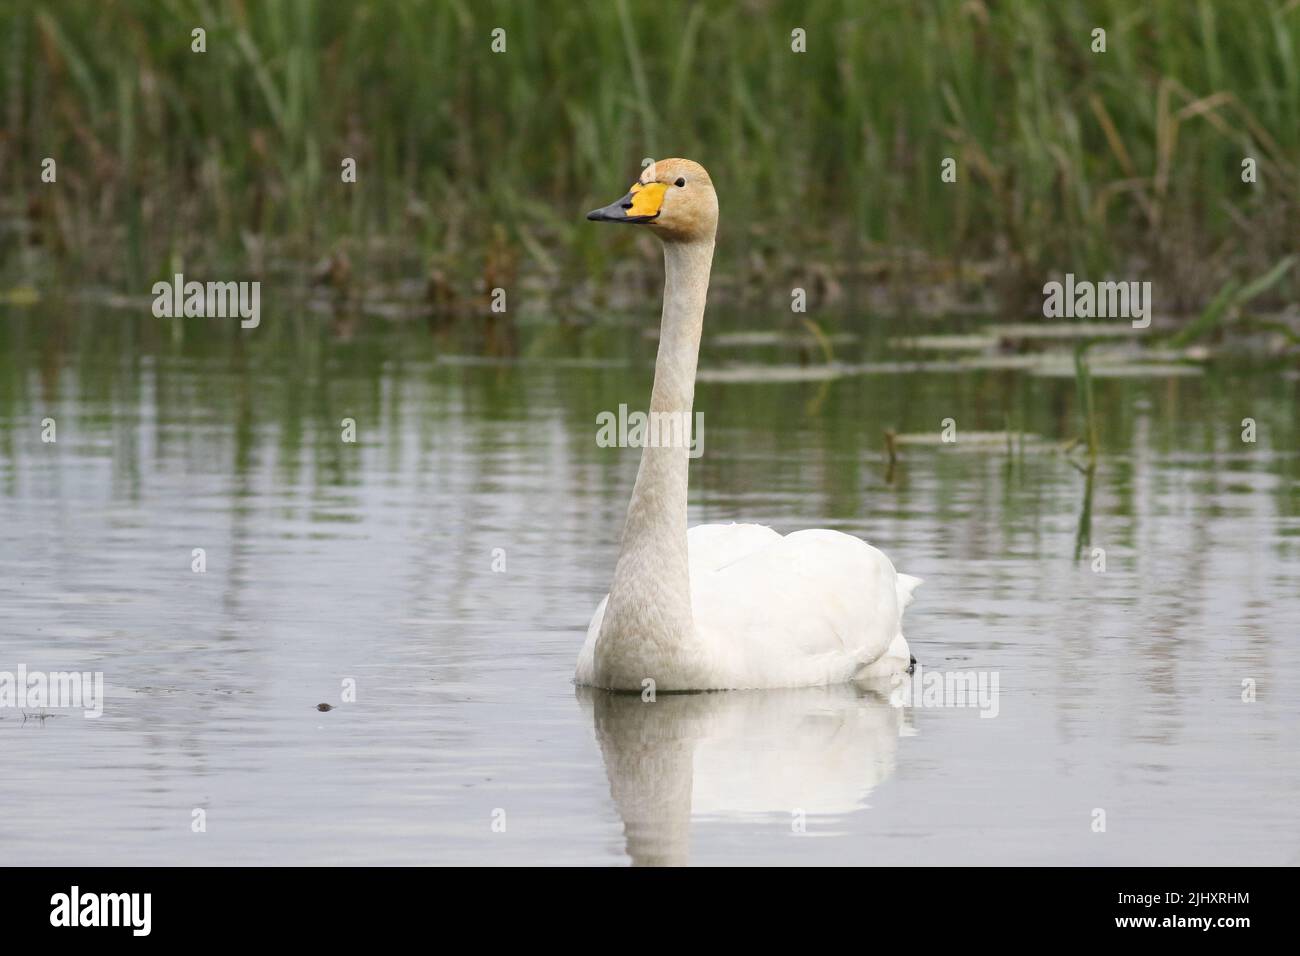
[1,309,1298,865]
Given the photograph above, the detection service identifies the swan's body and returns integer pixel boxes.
[579,524,920,689]
[578,159,919,691]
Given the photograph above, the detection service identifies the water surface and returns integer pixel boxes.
[2,309,1297,865]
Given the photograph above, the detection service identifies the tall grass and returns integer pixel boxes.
[1,0,1297,311]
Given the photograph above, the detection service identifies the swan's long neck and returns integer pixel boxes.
[597,238,715,688]
[626,239,712,578]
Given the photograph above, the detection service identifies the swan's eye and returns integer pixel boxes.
[674,177,686,187]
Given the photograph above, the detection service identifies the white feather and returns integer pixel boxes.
[578,522,919,689]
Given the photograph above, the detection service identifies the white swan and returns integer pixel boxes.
[578,158,920,691]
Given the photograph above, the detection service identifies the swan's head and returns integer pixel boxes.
[586,158,718,243]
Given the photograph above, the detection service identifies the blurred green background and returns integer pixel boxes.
[1,0,1297,317]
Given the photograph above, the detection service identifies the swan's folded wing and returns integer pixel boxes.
[686,522,783,571]
[689,528,904,686]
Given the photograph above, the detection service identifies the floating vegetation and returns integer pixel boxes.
[887,319,1219,379]
[1030,361,1204,379]
[696,348,1208,383]
[888,430,1047,449]
[986,323,1154,340]
[889,334,1001,351]
[436,354,633,370]
[710,330,858,349]
[696,363,859,384]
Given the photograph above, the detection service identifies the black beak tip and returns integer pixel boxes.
[588,194,637,223]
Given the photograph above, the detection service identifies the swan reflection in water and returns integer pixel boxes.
[578,678,913,865]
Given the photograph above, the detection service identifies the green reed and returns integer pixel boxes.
[0,0,1296,311]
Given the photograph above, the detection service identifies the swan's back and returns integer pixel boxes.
[688,524,914,687]
[686,522,783,570]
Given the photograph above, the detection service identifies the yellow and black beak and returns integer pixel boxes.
[586,181,668,224]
